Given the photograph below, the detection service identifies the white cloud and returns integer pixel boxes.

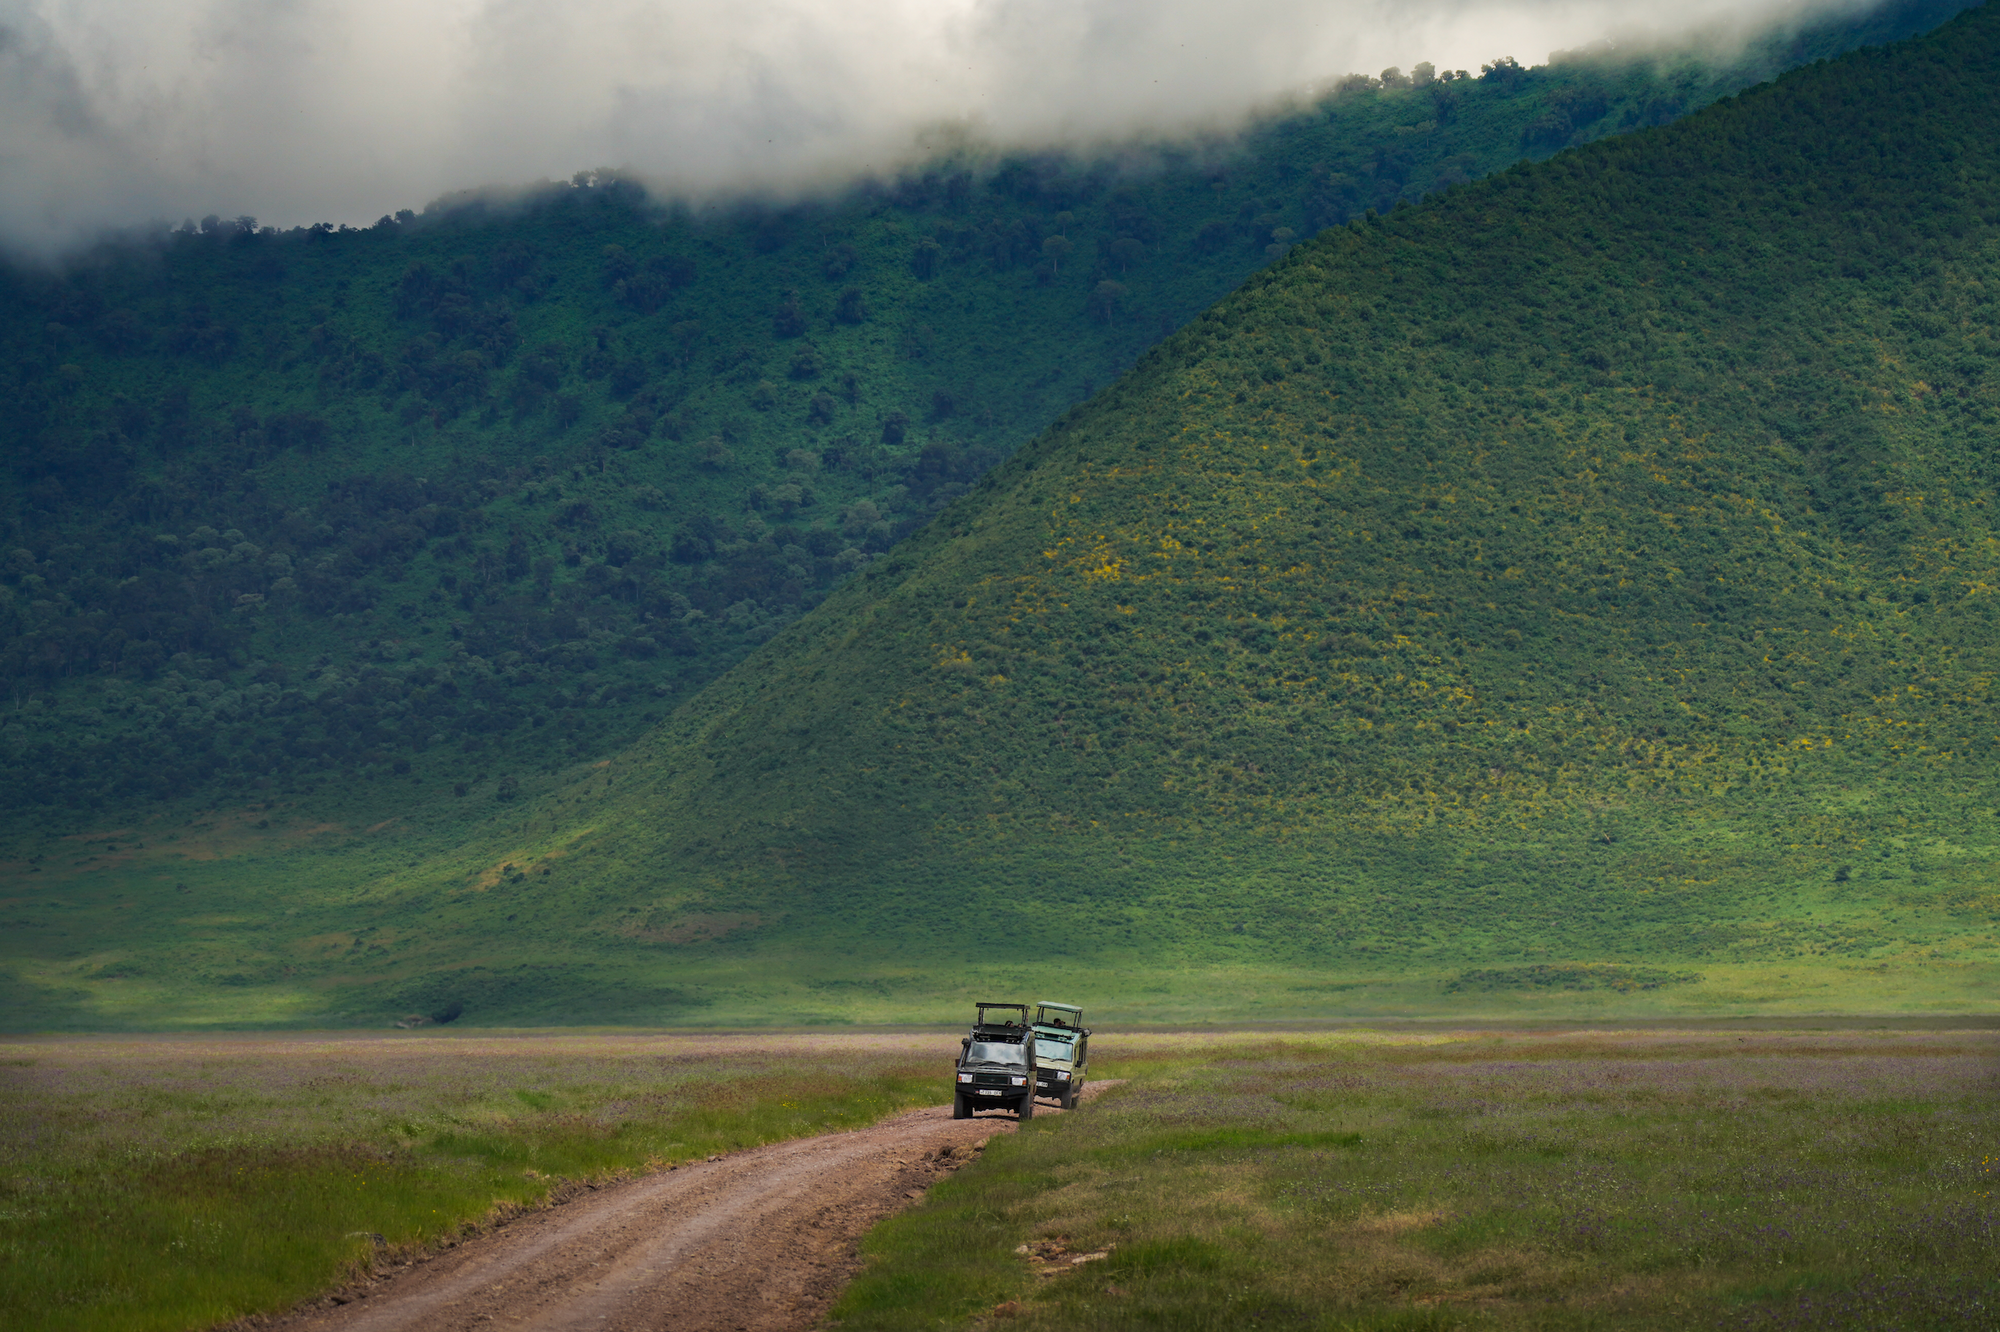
[0,0,1880,254]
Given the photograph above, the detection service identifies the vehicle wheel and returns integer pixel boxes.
[952,1094,970,1120]
[1059,1087,1075,1110]
[1018,1096,1034,1121]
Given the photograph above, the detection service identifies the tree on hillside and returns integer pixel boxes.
[600,245,636,283]
[772,293,806,338]
[1087,280,1128,324]
[1525,86,1613,149]
[822,243,858,279]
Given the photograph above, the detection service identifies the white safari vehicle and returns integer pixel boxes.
[1029,1001,1090,1109]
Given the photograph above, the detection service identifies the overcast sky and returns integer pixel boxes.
[0,0,1878,255]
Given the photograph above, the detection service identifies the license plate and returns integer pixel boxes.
[977,1089,1002,1096]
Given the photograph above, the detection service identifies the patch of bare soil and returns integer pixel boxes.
[254,1087,1114,1332]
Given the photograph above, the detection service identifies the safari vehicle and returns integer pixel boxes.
[953,1001,1038,1120]
[1030,1001,1090,1109]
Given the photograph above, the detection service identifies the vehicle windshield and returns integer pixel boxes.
[1034,1035,1074,1063]
[963,1041,1028,1067]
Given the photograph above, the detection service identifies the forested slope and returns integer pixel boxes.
[379,0,2000,1022]
[6,0,1999,1029]
[0,0,1966,818]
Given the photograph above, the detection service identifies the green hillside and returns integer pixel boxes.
[0,0,1968,821]
[7,0,2000,1029]
[403,1,2000,1023]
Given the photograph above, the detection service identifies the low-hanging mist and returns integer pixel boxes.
[0,0,1882,256]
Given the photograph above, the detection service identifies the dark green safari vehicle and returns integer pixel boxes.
[953,1001,1038,1120]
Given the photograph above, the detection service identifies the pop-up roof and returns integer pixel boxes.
[1033,1001,1083,1027]
[974,1002,1028,1027]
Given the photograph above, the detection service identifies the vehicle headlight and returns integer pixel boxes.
[957,1073,972,1083]
[1056,1070,1070,1080]
[1010,1076,1026,1086]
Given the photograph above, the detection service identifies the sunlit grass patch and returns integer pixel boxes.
[0,1031,953,1332]
[832,1028,2000,1330]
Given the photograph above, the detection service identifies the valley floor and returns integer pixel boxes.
[0,1031,950,1332]
[839,1024,2000,1330]
[3,1024,1993,1330]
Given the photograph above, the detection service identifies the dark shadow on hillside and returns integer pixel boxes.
[385,967,713,1028]
[0,968,101,1032]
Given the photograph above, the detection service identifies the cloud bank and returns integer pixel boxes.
[0,0,1879,255]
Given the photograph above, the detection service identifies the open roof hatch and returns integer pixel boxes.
[1033,1001,1083,1030]
[974,1002,1029,1028]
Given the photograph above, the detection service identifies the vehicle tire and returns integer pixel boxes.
[1018,1096,1034,1121]
[1059,1087,1075,1110]
[953,1094,970,1120]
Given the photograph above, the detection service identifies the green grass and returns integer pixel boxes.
[0,1031,950,1331]
[2,769,1995,1029]
[832,1028,2000,1329]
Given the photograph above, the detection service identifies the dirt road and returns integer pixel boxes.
[267,1094,1097,1332]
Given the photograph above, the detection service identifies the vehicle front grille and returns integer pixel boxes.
[972,1072,1013,1087]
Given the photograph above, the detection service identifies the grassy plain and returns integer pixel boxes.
[836,1026,2000,1330]
[0,1030,955,1331]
